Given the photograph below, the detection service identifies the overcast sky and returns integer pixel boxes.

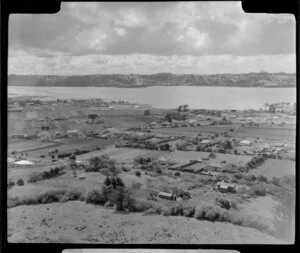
[8,1,296,75]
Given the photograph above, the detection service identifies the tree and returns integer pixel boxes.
[144,109,151,116]
[164,113,173,123]
[183,104,189,112]
[88,114,99,123]
[177,105,183,115]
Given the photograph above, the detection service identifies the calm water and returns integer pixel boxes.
[8,86,296,110]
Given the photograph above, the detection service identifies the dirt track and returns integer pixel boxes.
[8,201,285,244]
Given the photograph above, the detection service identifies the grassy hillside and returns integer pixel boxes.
[8,72,296,88]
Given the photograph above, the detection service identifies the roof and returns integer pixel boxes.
[67,130,79,133]
[14,160,34,165]
[158,192,173,198]
[216,181,235,188]
[200,139,210,144]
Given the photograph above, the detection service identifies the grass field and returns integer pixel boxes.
[249,159,295,179]
[231,127,296,143]
[8,140,57,153]
[151,125,241,136]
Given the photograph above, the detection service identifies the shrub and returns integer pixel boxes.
[216,197,231,209]
[66,187,85,201]
[104,200,115,208]
[161,207,171,216]
[143,208,158,215]
[8,181,15,189]
[38,190,66,204]
[85,188,108,205]
[170,204,184,216]
[174,171,181,177]
[270,177,280,187]
[28,172,43,183]
[135,171,141,177]
[195,204,231,222]
[209,152,216,159]
[16,178,24,186]
[249,184,267,197]
[128,199,153,212]
[257,175,268,183]
[183,206,196,217]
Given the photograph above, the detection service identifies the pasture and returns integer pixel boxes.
[249,159,295,179]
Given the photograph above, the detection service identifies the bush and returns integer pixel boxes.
[16,178,24,186]
[28,172,43,183]
[216,197,231,209]
[8,181,15,189]
[249,184,267,197]
[170,204,184,216]
[128,199,153,212]
[144,109,151,116]
[209,152,216,159]
[183,206,196,217]
[144,208,158,215]
[135,171,141,177]
[104,200,115,208]
[85,188,108,205]
[257,175,268,183]
[195,205,230,222]
[174,171,181,177]
[270,177,280,187]
[161,207,171,216]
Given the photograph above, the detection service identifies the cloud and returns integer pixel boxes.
[114,27,127,36]
[8,2,296,74]
[8,48,296,75]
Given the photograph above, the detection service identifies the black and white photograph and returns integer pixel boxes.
[7,1,296,244]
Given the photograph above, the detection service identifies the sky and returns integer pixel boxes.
[8,1,296,75]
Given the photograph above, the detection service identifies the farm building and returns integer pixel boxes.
[13,160,34,166]
[200,171,220,177]
[240,140,251,146]
[188,119,198,126]
[66,130,80,138]
[158,192,177,201]
[216,181,236,193]
[38,131,52,141]
[200,139,211,144]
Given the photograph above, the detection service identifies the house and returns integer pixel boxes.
[188,119,198,126]
[200,139,211,144]
[66,130,80,138]
[200,171,220,177]
[38,131,52,141]
[240,140,251,146]
[13,160,34,166]
[161,122,171,127]
[158,192,177,201]
[216,181,236,193]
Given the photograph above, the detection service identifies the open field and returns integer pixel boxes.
[249,159,295,179]
[8,140,58,154]
[8,201,285,244]
[230,127,296,143]
[151,125,242,136]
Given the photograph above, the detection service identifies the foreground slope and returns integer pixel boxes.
[8,201,285,244]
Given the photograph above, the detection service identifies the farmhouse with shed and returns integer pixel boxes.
[158,191,177,201]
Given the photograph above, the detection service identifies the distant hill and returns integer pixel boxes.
[8,72,296,88]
